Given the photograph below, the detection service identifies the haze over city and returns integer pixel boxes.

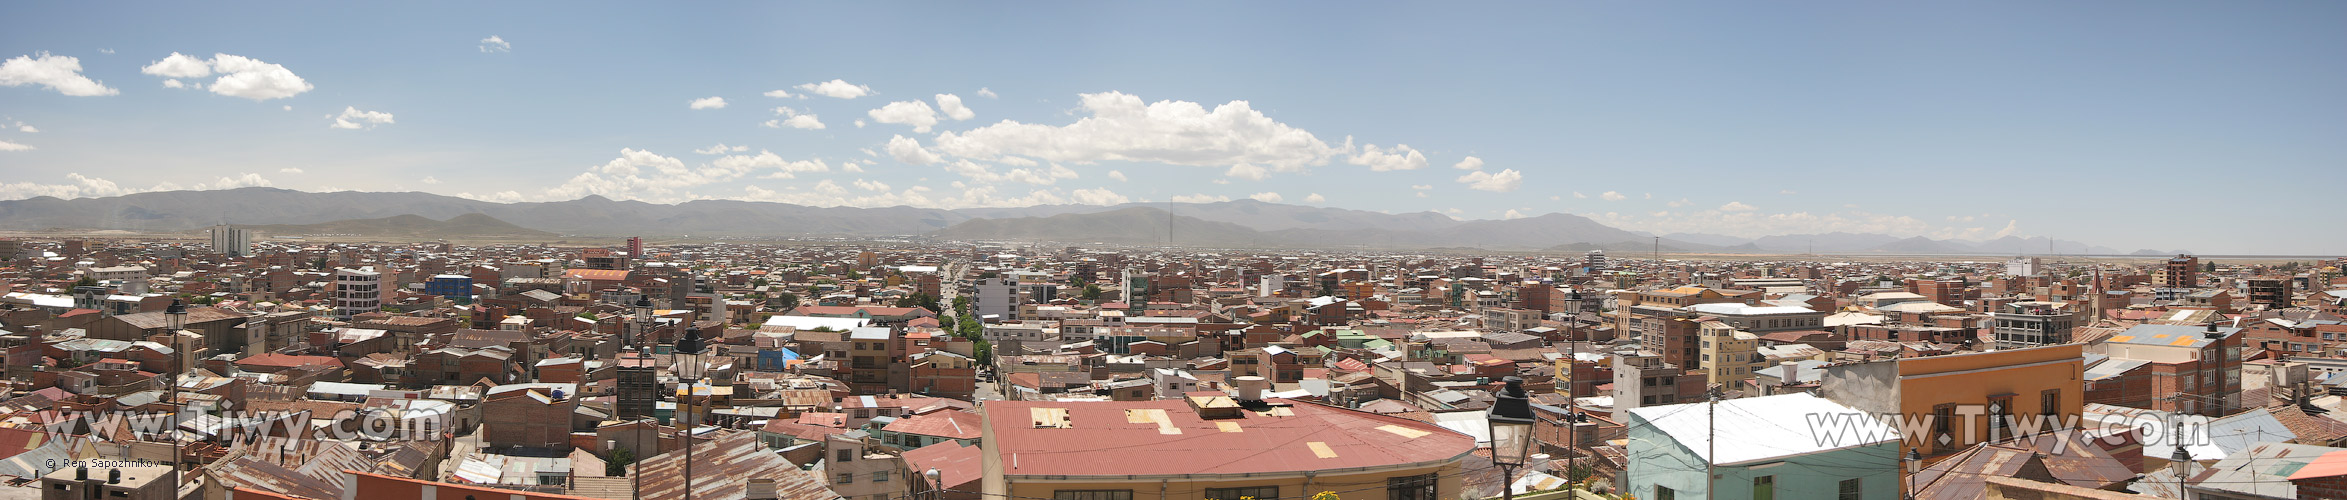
[4,2,2343,254]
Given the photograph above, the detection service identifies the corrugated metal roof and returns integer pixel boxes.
[986,398,1474,477]
[634,430,833,500]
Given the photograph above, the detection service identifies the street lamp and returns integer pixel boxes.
[924,467,942,499]
[673,327,707,499]
[165,298,186,486]
[633,294,654,347]
[1487,376,1534,500]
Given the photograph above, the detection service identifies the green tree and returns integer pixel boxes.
[1081,284,1103,301]
[605,448,635,477]
[895,293,941,313]
[72,276,98,288]
[972,339,992,364]
[774,292,800,312]
[951,296,972,317]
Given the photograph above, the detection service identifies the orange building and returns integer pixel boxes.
[1820,344,2087,456]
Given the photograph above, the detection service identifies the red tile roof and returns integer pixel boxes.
[900,441,982,490]
[882,409,982,440]
[983,398,1474,476]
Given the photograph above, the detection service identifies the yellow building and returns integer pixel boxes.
[981,390,1474,500]
[1697,320,1760,386]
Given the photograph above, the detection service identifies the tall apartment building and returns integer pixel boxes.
[972,276,1019,320]
[2086,324,2243,416]
[1990,301,2077,349]
[2165,254,2201,288]
[1697,320,1760,386]
[2006,256,2041,277]
[208,224,251,257]
[2248,278,2293,309]
[1612,351,1709,418]
[334,267,382,320]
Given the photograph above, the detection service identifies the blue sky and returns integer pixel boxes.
[3,2,2341,254]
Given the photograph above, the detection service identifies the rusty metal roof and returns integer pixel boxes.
[633,430,835,500]
[985,398,1475,477]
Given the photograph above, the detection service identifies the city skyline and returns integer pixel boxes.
[3,2,2342,254]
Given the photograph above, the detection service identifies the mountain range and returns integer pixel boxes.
[0,187,2140,254]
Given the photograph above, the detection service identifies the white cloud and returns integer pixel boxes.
[1108,170,1127,182]
[1992,220,2020,239]
[278,168,304,174]
[1249,192,1283,203]
[841,160,865,173]
[327,106,394,130]
[193,172,273,190]
[1,52,118,96]
[796,79,873,99]
[204,54,313,100]
[1667,198,1691,208]
[688,96,727,110]
[479,36,511,53]
[854,119,866,128]
[1505,209,1528,220]
[162,79,184,88]
[1455,169,1523,192]
[1779,189,1797,195]
[1304,193,1325,203]
[935,94,975,121]
[1719,201,1756,212]
[1452,156,1484,170]
[940,159,1077,185]
[886,135,942,165]
[1415,192,1428,198]
[1572,192,1587,199]
[1347,142,1427,171]
[1645,193,1653,199]
[997,156,1037,166]
[976,87,997,99]
[98,48,114,54]
[140,52,211,78]
[457,190,524,203]
[1171,193,1230,203]
[693,143,750,155]
[14,122,35,133]
[1410,184,1433,190]
[421,176,441,184]
[763,107,825,129]
[931,91,1344,173]
[868,100,940,132]
[282,105,291,111]
[143,53,312,100]
[1600,191,1626,201]
[0,173,142,199]
[0,140,31,152]
[1070,187,1128,205]
[852,179,891,192]
[762,89,795,98]
[860,148,878,157]
[541,148,831,202]
[1225,163,1270,181]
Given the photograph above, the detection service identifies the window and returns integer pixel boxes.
[1387,473,1438,500]
[836,449,853,462]
[1053,490,1133,500]
[836,473,853,484]
[1752,475,1775,500]
[872,471,889,482]
[1205,486,1277,500]
[2041,389,2062,419]
[1932,403,1956,441]
[1838,478,1861,500]
[1988,396,2018,439]
[1653,485,1675,500]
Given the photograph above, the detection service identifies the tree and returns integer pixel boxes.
[972,340,992,364]
[1081,284,1103,301]
[72,276,98,289]
[895,293,941,314]
[938,314,956,330]
[952,296,972,317]
[775,292,800,312]
[605,448,635,477]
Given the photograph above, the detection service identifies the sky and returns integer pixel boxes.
[2,2,2342,254]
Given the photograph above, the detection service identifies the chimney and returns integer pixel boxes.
[1233,376,1269,402]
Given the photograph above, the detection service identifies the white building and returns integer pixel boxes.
[2006,256,2041,277]
[209,224,252,257]
[334,267,383,320]
[973,276,1019,321]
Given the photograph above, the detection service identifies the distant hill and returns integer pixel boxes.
[929,207,1265,246]
[245,213,556,238]
[0,187,2140,254]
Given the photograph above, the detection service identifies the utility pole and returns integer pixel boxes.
[1705,384,1719,500]
[165,299,187,487]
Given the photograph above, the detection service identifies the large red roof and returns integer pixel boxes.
[882,409,982,440]
[984,398,1473,477]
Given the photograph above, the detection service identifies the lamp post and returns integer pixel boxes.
[1487,376,1534,500]
[165,298,186,486]
[1562,287,1585,486]
[924,467,942,500]
[633,295,654,347]
[673,327,707,499]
